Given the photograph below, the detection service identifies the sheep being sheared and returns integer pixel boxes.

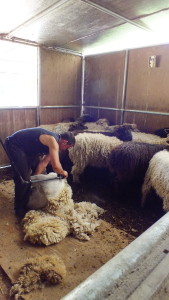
[141,150,169,211]
[10,255,66,300]
[68,132,123,182]
[22,173,104,246]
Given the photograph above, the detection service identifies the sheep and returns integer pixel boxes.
[154,128,169,138]
[141,150,169,211]
[10,255,66,299]
[53,118,109,133]
[22,173,104,246]
[85,118,110,131]
[108,142,169,186]
[68,133,123,182]
[73,124,133,142]
[131,131,169,145]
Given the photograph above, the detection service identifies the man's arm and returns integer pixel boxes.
[38,134,68,177]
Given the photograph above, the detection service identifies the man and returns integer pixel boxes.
[5,128,75,217]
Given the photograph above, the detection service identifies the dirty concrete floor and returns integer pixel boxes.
[0,168,164,300]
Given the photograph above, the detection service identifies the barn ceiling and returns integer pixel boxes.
[1,0,169,55]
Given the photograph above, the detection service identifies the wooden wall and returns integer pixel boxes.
[0,109,37,165]
[1,43,169,166]
[124,45,169,132]
[39,49,82,124]
[0,49,82,166]
[84,44,169,132]
[84,51,126,125]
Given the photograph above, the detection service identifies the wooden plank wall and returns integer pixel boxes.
[84,51,126,125]
[124,44,169,132]
[39,49,82,124]
[84,44,169,132]
[0,49,82,166]
[0,109,37,165]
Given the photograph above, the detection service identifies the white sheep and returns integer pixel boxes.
[141,149,169,211]
[68,132,123,182]
[22,173,104,246]
[131,131,169,145]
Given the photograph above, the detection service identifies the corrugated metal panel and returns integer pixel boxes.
[0,0,59,33]
[1,0,169,53]
[90,0,169,19]
[10,0,123,47]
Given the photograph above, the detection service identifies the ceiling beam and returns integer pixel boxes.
[81,0,152,32]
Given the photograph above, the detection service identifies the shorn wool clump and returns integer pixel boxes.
[10,255,66,300]
[141,149,169,211]
[22,173,104,246]
[68,132,123,182]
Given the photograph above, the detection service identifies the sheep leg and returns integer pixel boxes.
[141,172,152,207]
[71,165,85,183]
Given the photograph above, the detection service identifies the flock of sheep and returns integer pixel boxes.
[49,115,169,212]
[22,116,169,247]
[11,115,169,299]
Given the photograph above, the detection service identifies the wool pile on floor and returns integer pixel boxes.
[0,174,162,300]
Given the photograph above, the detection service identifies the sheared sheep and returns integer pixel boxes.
[108,142,169,184]
[141,150,169,211]
[131,131,169,145]
[22,173,104,246]
[68,133,123,182]
[10,255,66,299]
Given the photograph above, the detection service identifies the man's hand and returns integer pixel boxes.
[62,170,68,178]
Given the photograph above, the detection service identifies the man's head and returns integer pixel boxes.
[59,132,75,150]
